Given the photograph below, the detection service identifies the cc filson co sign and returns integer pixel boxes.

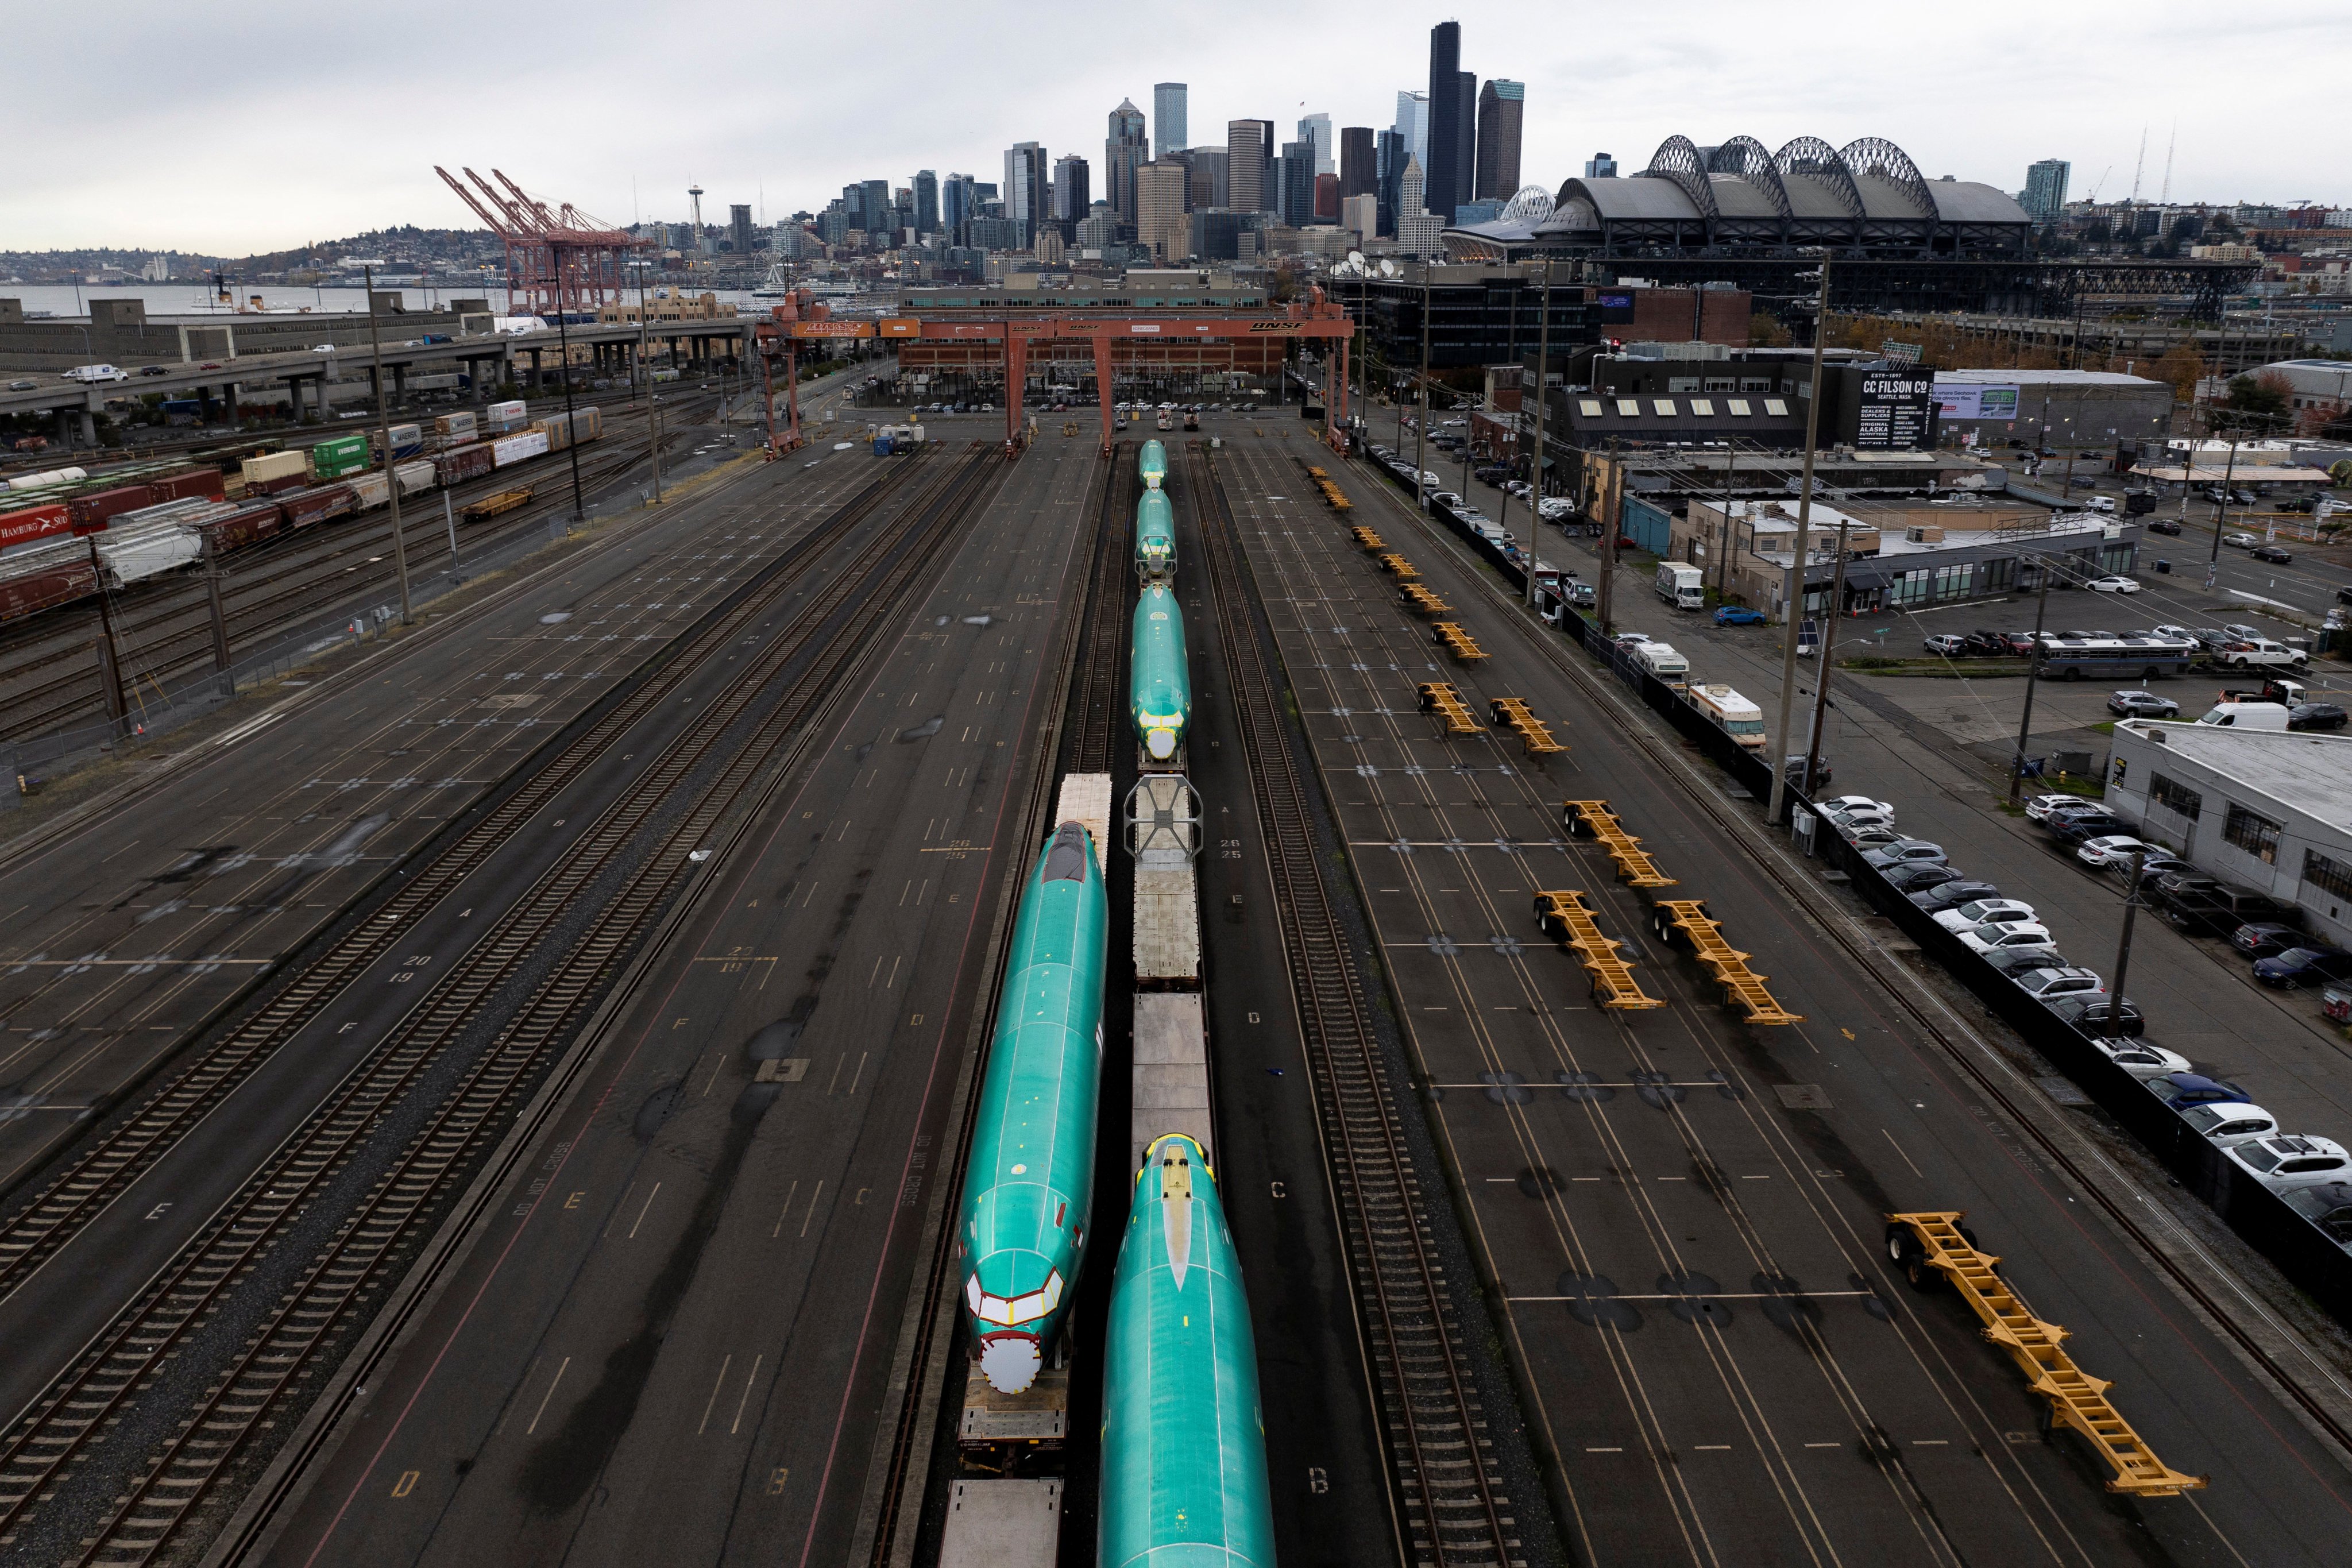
[1855,373,1936,450]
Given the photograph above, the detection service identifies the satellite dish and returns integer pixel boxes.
[1379,258,1399,278]
[1347,250,1365,268]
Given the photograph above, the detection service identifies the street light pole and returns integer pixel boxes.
[2105,849,2147,1037]
[362,265,413,626]
[2007,553,2062,801]
[635,261,663,504]
[551,243,587,524]
[1523,259,1553,608]
[1414,272,1431,503]
[1766,257,1833,822]
[1801,516,1855,791]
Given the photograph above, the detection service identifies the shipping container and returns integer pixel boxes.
[434,411,479,439]
[485,399,527,426]
[347,472,391,511]
[202,503,285,555]
[67,484,159,532]
[241,450,309,491]
[393,459,437,496]
[493,430,551,468]
[0,503,72,551]
[309,434,371,481]
[378,423,423,459]
[149,466,227,504]
[0,556,98,622]
[435,443,495,486]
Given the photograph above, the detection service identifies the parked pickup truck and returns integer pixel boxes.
[2214,638,2309,671]
[2216,678,2307,706]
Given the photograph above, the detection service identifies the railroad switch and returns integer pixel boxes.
[1883,1212,2207,1497]
[1650,899,1801,1025]
[1531,890,1663,1010]
[1562,800,1677,887]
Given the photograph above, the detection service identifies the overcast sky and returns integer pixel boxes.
[9,0,2346,255]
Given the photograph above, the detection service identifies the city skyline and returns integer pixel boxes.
[3,0,2347,251]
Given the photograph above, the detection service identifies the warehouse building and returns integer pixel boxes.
[1931,368,2176,450]
[2108,723,2352,949]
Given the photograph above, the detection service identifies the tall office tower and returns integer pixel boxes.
[1394,90,1428,169]
[1188,146,1227,210]
[1584,152,1617,179]
[1426,21,1466,222]
[862,179,893,239]
[1397,153,1440,257]
[1475,80,1523,199]
[1003,143,1049,244]
[893,188,914,235]
[1107,98,1149,226]
[1339,126,1376,198]
[1277,141,1316,226]
[1376,128,1405,237]
[1053,155,1092,223]
[1340,191,1377,241]
[1137,160,1191,261]
[943,173,976,243]
[841,183,867,231]
[2023,159,2071,222]
[1315,173,1339,223]
[1227,119,1273,214]
[1298,113,1334,177]
[730,203,754,254]
[1154,82,1188,160]
[914,170,940,237]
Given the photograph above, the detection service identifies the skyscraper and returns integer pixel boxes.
[1297,113,1334,177]
[1053,155,1091,225]
[1137,160,1191,261]
[1375,128,1405,237]
[1277,141,1315,226]
[1584,152,1617,180]
[1339,127,1376,200]
[1188,146,1227,210]
[1398,153,1441,258]
[730,203,754,254]
[1474,80,1523,200]
[913,170,940,238]
[1425,21,1468,222]
[1154,83,1188,160]
[1003,143,1048,244]
[943,173,976,242]
[1106,98,1149,226]
[862,179,893,239]
[2023,159,2071,222]
[1393,91,1428,170]
[1227,119,1273,214]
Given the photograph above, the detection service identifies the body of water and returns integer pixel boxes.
[2,281,775,320]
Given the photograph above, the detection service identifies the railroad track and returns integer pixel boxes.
[1363,458,2352,1475]
[0,398,709,743]
[1189,444,1522,1568]
[1061,442,1133,777]
[0,449,1006,1565]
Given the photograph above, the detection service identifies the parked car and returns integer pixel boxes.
[2149,1071,2250,1110]
[1987,947,2075,979]
[1911,880,2003,914]
[1431,491,1463,508]
[1845,824,1910,851]
[2106,690,2179,718]
[2092,1038,2188,1077]
[2284,1183,2352,1250]
[2180,1102,2281,1145]
[2251,544,2294,565]
[1882,863,1965,894]
[1714,605,1767,626]
[1959,922,2059,955]
[2224,1135,2352,1194]
[2119,854,2193,885]
[2254,947,2352,990]
[1999,629,2040,655]
[1934,897,2038,933]
[2085,575,2142,594]
[2231,922,2307,960]
[2049,995,2147,1038]
[2024,794,2106,824]
[2076,835,2154,870]
[2289,703,2349,732]
[2011,967,2107,1001]
[2160,886,2303,939]
[2049,813,2133,846]
[1923,634,1968,655]
[1818,795,1892,817]
[1860,839,1949,870]
[2327,986,2352,1025]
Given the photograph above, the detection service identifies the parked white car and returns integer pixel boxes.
[2076,836,2153,870]
[2025,794,2105,824]
[2224,1135,2352,1193]
[2084,575,2141,594]
[1934,898,2037,933]
[1818,795,1893,817]
[2179,1101,2279,1145]
[2096,1040,2195,1082]
[2012,967,2106,1001]
[1959,922,2059,955]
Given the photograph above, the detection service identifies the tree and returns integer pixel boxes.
[2225,373,2288,418]
[1748,311,1792,347]
[2149,342,2207,404]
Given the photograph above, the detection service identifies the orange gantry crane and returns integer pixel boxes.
[434,166,646,314]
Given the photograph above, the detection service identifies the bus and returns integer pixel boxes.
[2033,635,2197,681]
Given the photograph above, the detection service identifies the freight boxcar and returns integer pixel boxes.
[0,547,99,623]
[492,430,551,468]
[435,443,495,486]
[201,501,286,554]
[279,485,354,528]
[67,484,157,532]
[149,467,226,504]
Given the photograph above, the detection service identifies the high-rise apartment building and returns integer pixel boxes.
[729,203,754,254]
[1154,83,1188,160]
[862,179,893,240]
[1227,119,1273,214]
[1584,152,1617,180]
[913,170,939,238]
[2023,159,2071,222]
[1339,127,1376,199]
[1002,143,1048,244]
[1425,21,1469,222]
[1106,98,1149,226]
[1474,80,1523,200]
[1394,91,1428,170]
[1137,160,1191,262]
[1376,128,1405,238]
[1297,113,1334,177]
[942,173,976,242]
[1052,155,1091,223]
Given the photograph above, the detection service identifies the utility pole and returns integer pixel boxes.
[1766,258,1833,822]
[1713,441,1739,598]
[2007,553,2063,800]
[2205,414,2241,585]
[201,527,231,676]
[442,489,461,575]
[1597,436,1621,634]
[1413,272,1431,503]
[1524,259,1553,609]
[551,244,588,523]
[1801,516,1855,791]
[87,536,128,731]
[362,265,412,625]
[2106,849,2147,1037]
[636,260,663,503]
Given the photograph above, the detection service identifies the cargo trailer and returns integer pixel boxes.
[434,411,479,439]
[377,423,424,459]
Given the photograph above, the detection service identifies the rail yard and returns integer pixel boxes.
[1,408,2350,1568]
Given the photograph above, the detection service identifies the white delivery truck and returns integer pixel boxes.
[1689,683,1768,750]
[63,364,131,384]
[2195,702,2289,730]
[1634,642,1690,678]
[1655,560,1705,609]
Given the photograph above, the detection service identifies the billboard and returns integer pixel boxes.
[1932,381,2020,421]
[0,503,71,550]
[789,320,875,339]
[878,318,920,338]
[1855,373,1937,450]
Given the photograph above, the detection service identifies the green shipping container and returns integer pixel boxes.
[309,435,371,480]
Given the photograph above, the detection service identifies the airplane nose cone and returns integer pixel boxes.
[979,1333,1043,1393]
[1146,728,1177,760]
